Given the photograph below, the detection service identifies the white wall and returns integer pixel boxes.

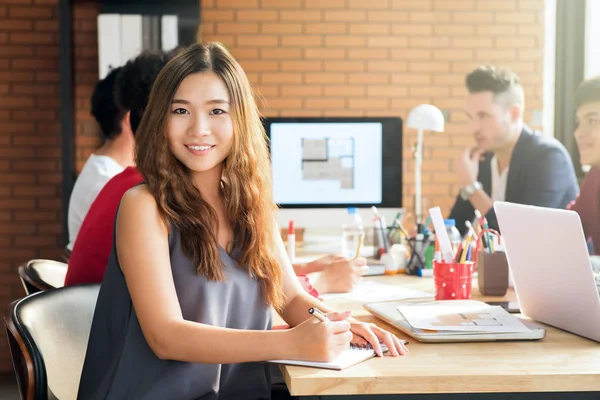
[585,0,600,79]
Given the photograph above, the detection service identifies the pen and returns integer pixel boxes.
[353,233,364,260]
[308,307,329,323]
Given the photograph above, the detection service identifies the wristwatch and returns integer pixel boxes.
[460,181,483,201]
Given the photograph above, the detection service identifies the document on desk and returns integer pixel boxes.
[320,281,432,303]
[269,344,388,371]
[397,300,531,333]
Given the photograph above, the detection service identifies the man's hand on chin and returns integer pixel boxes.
[455,147,485,187]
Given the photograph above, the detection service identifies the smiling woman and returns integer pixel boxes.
[76,42,408,400]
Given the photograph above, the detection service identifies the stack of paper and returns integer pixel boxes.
[397,300,531,333]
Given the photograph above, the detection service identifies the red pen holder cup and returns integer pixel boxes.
[433,261,474,300]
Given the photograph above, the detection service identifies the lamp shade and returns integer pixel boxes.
[406,104,445,132]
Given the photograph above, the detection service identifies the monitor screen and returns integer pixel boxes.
[264,117,402,209]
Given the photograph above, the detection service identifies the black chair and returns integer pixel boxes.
[18,259,68,295]
[4,284,100,400]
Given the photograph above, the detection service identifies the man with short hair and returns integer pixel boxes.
[66,66,134,250]
[449,65,579,234]
[568,76,600,254]
[65,50,172,285]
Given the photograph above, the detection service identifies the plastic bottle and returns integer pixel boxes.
[444,219,462,255]
[341,207,365,259]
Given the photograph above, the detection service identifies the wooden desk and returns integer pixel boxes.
[280,274,600,399]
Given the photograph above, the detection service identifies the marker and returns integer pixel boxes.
[287,220,295,262]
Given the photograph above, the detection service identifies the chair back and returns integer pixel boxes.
[4,284,100,400]
[18,259,67,295]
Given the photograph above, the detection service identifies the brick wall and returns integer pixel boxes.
[200,0,546,221]
[0,0,62,372]
[73,3,102,173]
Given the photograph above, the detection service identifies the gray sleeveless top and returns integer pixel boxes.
[77,222,273,400]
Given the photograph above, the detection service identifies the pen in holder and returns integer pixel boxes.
[472,229,509,296]
[405,233,430,275]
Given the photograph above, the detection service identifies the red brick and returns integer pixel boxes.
[0,71,35,82]
[477,0,518,10]
[35,46,59,57]
[10,32,55,44]
[260,73,302,84]
[280,60,322,72]
[262,97,302,109]
[349,0,389,7]
[366,36,408,48]
[261,23,302,34]
[0,20,33,31]
[35,147,61,159]
[12,110,55,120]
[0,96,35,108]
[237,35,278,47]
[305,23,347,34]
[281,35,322,47]
[237,10,278,21]
[11,58,58,70]
[14,235,58,247]
[0,199,35,209]
[35,21,58,32]
[305,73,346,84]
[280,10,322,21]
[202,9,235,21]
[392,24,432,35]
[37,222,62,233]
[239,60,279,72]
[305,98,346,110]
[324,10,366,22]
[304,0,345,7]
[325,36,366,47]
[348,48,388,60]
[9,6,53,18]
[367,61,408,72]
[13,186,56,197]
[216,22,259,34]
[348,73,388,84]
[304,48,345,59]
[348,98,388,109]
[324,85,366,97]
[217,0,258,8]
[349,24,390,35]
[281,85,323,97]
[12,83,57,95]
[36,71,59,82]
[0,44,34,56]
[261,0,302,7]
[324,61,365,72]
[12,160,56,171]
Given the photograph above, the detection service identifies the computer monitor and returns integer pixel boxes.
[264,117,403,237]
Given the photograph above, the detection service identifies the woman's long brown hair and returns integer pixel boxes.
[135,43,284,311]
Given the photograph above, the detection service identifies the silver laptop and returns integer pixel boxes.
[495,201,600,343]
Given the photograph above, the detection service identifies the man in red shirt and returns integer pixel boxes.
[568,76,600,254]
[65,51,171,286]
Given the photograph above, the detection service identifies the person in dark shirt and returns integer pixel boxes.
[568,76,600,254]
[449,65,578,234]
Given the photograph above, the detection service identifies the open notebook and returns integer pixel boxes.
[269,343,389,371]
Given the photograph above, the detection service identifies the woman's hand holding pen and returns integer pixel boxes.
[288,310,353,362]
